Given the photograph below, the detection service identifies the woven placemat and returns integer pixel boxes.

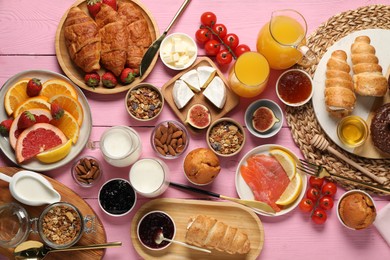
[286,5,390,195]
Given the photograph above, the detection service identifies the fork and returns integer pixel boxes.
[297,159,390,195]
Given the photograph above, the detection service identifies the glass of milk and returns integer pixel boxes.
[90,126,142,167]
[129,158,169,198]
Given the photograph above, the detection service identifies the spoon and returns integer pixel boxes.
[154,229,211,253]
[14,240,122,259]
[0,170,61,206]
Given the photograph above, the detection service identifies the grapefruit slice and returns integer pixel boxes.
[15,123,67,163]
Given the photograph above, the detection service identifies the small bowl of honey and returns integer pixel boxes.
[276,69,313,107]
[337,115,369,148]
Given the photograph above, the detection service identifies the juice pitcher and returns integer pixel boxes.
[256,9,317,70]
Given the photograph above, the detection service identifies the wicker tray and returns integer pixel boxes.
[286,5,390,195]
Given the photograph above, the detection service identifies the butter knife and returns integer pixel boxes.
[140,0,191,77]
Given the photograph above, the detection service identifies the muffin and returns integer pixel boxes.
[338,191,376,230]
[184,148,221,185]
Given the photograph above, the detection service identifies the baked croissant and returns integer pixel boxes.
[185,215,251,254]
[324,50,356,118]
[351,36,387,96]
[64,7,101,73]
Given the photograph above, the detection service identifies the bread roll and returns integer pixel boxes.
[324,50,356,118]
[185,215,251,254]
[351,36,387,96]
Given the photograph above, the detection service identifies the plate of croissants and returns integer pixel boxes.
[55,0,159,94]
[312,29,390,159]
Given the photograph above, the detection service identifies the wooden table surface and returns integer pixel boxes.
[0,0,389,259]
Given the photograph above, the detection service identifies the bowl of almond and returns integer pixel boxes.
[71,155,102,188]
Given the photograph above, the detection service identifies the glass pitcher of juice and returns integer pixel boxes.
[256,9,316,70]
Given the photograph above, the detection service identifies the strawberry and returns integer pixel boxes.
[103,0,117,10]
[0,118,13,136]
[120,68,137,85]
[35,115,50,123]
[102,72,117,88]
[87,0,102,18]
[84,72,100,88]
[51,103,64,120]
[17,111,36,129]
[26,78,42,97]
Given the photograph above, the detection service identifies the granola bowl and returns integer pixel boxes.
[125,83,164,122]
[206,117,246,157]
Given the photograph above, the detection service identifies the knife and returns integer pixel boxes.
[139,0,191,77]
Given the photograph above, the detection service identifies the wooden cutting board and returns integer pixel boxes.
[0,167,107,260]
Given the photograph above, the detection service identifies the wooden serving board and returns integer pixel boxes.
[0,167,107,260]
[161,57,240,135]
[55,0,159,94]
[130,198,264,260]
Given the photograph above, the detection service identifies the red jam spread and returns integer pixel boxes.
[277,70,312,104]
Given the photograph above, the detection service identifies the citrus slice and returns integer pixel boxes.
[270,148,296,180]
[41,79,78,99]
[4,79,30,116]
[48,94,83,126]
[15,123,67,163]
[50,110,80,144]
[36,139,72,163]
[275,172,303,206]
[13,96,51,117]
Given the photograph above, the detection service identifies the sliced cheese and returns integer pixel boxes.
[172,79,195,109]
[180,69,201,92]
[197,66,216,89]
[203,76,226,109]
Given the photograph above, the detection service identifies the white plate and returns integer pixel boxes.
[235,144,307,217]
[0,70,92,171]
[312,29,390,157]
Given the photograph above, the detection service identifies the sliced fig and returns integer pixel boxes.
[252,106,280,133]
[186,104,211,129]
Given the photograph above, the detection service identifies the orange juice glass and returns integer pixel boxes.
[228,51,270,98]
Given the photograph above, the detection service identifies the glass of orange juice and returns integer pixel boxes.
[228,51,270,98]
[256,9,316,70]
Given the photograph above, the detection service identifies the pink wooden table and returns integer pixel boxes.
[0,0,389,259]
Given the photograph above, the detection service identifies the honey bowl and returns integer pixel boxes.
[337,115,368,148]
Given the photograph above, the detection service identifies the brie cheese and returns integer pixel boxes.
[172,79,195,109]
[203,76,226,109]
[180,69,201,92]
[197,66,216,89]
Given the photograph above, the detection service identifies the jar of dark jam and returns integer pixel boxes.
[276,69,313,106]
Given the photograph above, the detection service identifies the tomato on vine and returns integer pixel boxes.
[319,196,334,211]
[322,182,337,196]
[311,208,327,224]
[195,28,212,44]
[216,49,233,66]
[201,12,217,27]
[309,176,324,189]
[223,33,239,50]
[204,40,221,56]
[306,187,320,201]
[212,23,227,39]
[299,198,314,213]
[235,44,251,57]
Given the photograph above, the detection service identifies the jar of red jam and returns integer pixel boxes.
[276,69,313,106]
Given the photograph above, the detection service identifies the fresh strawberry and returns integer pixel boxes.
[84,72,100,88]
[51,103,64,120]
[120,68,137,85]
[17,111,36,129]
[0,118,13,136]
[103,0,117,10]
[26,78,42,97]
[102,72,117,88]
[87,0,102,18]
[35,115,50,123]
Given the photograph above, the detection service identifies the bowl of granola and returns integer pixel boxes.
[206,118,246,157]
[125,83,164,121]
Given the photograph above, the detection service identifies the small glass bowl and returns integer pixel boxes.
[0,202,30,248]
[71,155,103,188]
[150,120,189,159]
[337,115,369,148]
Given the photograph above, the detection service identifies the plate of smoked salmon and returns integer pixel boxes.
[235,144,307,216]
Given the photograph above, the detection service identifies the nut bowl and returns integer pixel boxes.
[125,83,164,122]
[71,155,102,188]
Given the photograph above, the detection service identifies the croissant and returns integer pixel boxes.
[351,36,387,96]
[324,50,356,118]
[64,7,101,73]
[185,215,251,254]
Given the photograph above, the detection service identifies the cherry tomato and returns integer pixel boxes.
[311,208,327,224]
[306,187,321,201]
[319,196,334,211]
[309,176,324,188]
[216,49,233,66]
[234,44,251,57]
[204,40,221,56]
[322,182,337,196]
[201,12,217,27]
[223,33,239,50]
[299,198,314,213]
[212,23,227,39]
[195,28,212,44]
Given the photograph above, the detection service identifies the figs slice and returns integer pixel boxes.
[252,106,280,133]
[186,104,211,129]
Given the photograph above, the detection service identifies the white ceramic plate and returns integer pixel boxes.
[235,144,307,217]
[0,70,92,171]
[312,29,390,157]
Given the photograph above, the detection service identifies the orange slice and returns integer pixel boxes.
[48,94,84,126]
[13,96,51,117]
[41,79,78,99]
[50,110,80,144]
[4,79,30,116]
